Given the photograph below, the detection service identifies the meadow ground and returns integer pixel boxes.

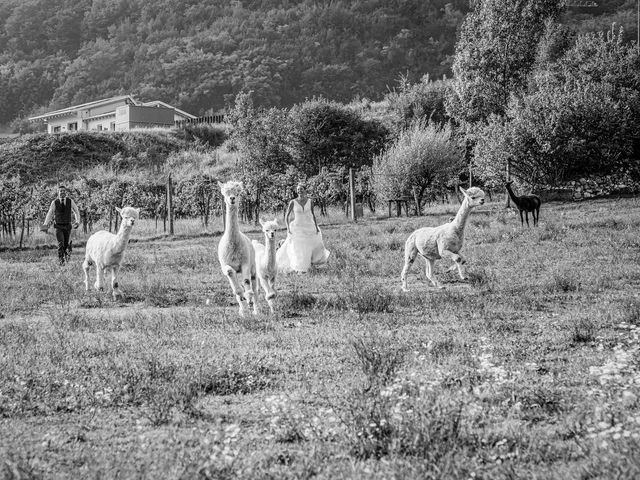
[1,196,640,479]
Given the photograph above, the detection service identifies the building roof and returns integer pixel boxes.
[28,95,136,121]
[28,95,196,121]
[141,100,197,119]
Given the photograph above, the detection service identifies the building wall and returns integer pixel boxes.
[85,115,116,131]
[46,115,81,133]
[115,105,174,130]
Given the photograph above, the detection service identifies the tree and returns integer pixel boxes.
[446,0,562,124]
[287,98,389,176]
[372,122,463,208]
[384,74,454,132]
[474,25,640,187]
[474,80,635,187]
[226,91,294,222]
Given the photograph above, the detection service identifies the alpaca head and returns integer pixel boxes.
[116,206,140,228]
[218,180,244,207]
[459,186,485,208]
[259,218,279,240]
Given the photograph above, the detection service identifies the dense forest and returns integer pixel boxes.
[0,0,637,127]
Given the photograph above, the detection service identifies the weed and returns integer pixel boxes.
[279,290,317,311]
[622,300,640,326]
[351,332,406,388]
[571,317,597,344]
[329,283,395,316]
[546,271,581,293]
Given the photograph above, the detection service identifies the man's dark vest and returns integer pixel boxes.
[54,198,72,225]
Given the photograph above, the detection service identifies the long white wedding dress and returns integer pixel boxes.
[276,199,330,273]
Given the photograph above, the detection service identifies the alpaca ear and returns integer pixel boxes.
[115,207,122,214]
[273,218,279,226]
[259,217,265,227]
[459,186,469,197]
[135,208,141,215]
[217,181,224,189]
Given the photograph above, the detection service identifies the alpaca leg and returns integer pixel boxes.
[454,254,467,280]
[83,258,91,291]
[265,276,277,314]
[94,263,105,291]
[525,211,530,227]
[424,258,443,289]
[222,265,247,316]
[401,236,418,292]
[535,207,540,226]
[440,249,467,281]
[239,267,257,315]
[519,210,524,226]
[111,265,122,300]
[260,276,275,315]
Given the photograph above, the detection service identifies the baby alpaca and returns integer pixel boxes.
[252,218,279,314]
[401,187,485,291]
[83,207,140,300]
[218,181,258,316]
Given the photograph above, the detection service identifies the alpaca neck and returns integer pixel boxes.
[224,204,239,235]
[452,198,471,232]
[113,224,133,253]
[506,185,521,206]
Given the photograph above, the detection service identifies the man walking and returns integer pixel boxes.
[43,185,80,265]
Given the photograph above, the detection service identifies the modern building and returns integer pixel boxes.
[28,95,197,134]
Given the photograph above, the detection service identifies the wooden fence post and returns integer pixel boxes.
[167,174,174,235]
[505,159,511,208]
[349,168,356,222]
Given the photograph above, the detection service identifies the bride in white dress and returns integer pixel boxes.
[276,184,330,273]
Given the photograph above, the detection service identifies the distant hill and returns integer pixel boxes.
[0,0,636,127]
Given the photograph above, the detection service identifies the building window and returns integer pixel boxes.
[97,125,103,131]
[68,122,77,131]
[110,122,116,131]
[53,126,61,133]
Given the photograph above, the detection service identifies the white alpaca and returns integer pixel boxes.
[217,181,258,316]
[83,206,140,300]
[252,218,279,314]
[401,187,485,291]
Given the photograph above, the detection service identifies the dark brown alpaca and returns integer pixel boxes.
[505,181,541,227]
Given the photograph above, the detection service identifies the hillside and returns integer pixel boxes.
[0,0,636,127]
[0,130,190,183]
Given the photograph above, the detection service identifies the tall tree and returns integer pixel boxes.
[446,0,562,125]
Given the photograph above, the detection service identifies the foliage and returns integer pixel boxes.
[372,122,463,203]
[384,75,454,132]
[0,130,188,183]
[474,81,636,186]
[174,123,228,149]
[287,98,390,176]
[446,0,562,125]
[0,0,470,123]
[474,26,640,187]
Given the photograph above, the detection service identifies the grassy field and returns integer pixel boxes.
[1,197,640,479]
